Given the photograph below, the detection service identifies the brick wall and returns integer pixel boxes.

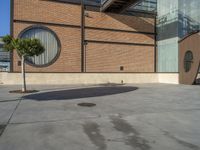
[86,43,154,72]
[12,0,155,73]
[13,23,81,72]
[14,0,81,25]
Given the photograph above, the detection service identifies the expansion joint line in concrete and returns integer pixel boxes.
[9,115,103,125]
[0,97,23,138]
[0,99,21,103]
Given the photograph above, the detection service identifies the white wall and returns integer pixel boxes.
[157,73,179,84]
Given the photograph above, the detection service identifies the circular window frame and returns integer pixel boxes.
[184,50,193,73]
[18,25,61,68]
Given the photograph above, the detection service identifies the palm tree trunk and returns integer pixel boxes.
[21,55,26,92]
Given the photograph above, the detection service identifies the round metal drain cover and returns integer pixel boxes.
[77,103,96,107]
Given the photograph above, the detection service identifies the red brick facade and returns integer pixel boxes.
[12,0,155,73]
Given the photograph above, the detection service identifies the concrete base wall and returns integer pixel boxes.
[0,72,180,85]
[158,73,179,84]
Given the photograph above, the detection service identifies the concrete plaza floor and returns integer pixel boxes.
[0,84,200,150]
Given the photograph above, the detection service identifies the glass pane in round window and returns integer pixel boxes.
[184,51,193,72]
[20,26,60,66]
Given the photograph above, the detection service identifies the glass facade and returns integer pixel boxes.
[128,0,157,13]
[179,0,200,38]
[157,0,179,72]
[157,0,200,72]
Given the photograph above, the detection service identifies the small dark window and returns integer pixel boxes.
[184,51,193,72]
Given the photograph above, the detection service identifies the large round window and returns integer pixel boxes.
[184,51,193,72]
[19,26,60,67]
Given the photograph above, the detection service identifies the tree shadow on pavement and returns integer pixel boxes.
[23,86,138,101]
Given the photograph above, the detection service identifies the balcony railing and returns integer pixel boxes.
[101,0,157,13]
[101,0,145,13]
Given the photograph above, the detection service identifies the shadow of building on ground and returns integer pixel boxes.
[23,86,138,101]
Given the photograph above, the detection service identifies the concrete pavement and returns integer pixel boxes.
[0,84,200,150]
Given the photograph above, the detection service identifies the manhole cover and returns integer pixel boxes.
[77,103,96,107]
[0,125,6,137]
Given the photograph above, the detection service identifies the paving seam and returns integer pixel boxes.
[7,107,200,126]
[0,97,23,138]
[9,115,102,125]
[0,99,21,103]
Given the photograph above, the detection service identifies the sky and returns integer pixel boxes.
[0,0,10,36]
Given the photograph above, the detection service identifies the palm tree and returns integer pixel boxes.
[2,35,45,92]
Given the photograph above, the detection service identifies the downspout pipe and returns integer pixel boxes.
[81,0,85,72]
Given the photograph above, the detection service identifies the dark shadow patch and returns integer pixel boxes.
[83,121,107,150]
[23,86,137,101]
[163,131,200,150]
[110,116,151,150]
[0,125,6,137]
